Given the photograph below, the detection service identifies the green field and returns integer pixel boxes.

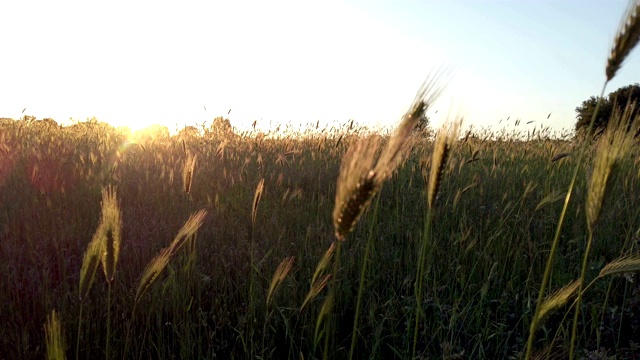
[1,114,639,359]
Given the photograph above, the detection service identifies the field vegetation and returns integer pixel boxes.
[3,1,640,359]
[1,108,639,359]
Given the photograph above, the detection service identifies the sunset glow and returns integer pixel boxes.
[1,0,639,134]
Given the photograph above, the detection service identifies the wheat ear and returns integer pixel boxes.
[44,310,66,360]
[333,75,445,241]
[182,152,197,194]
[267,256,295,307]
[301,243,335,311]
[135,210,207,302]
[333,137,382,241]
[78,228,103,301]
[252,178,265,226]
[607,0,640,81]
[598,254,640,278]
[551,152,571,163]
[531,280,581,334]
[428,120,461,209]
[99,185,122,284]
[586,103,638,232]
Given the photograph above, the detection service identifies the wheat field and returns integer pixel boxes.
[3,2,640,359]
[1,114,639,359]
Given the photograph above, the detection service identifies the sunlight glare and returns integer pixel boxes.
[1,0,449,134]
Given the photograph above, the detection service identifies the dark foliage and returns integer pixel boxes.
[575,83,640,137]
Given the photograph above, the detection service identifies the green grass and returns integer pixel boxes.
[1,117,640,359]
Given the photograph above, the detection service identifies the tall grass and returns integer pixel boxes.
[526,1,640,358]
[412,119,460,359]
[1,3,640,358]
[45,310,66,360]
[1,113,639,359]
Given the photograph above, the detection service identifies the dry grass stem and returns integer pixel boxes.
[531,345,569,360]
[607,0,640,81]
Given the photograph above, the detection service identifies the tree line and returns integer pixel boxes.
[575,83,640,137]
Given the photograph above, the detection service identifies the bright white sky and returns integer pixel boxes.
[1,0,639,135]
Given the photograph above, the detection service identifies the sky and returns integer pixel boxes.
[1,0,639,136]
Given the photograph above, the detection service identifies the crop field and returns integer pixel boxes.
[3,2,640,358]
[1,111,640,359]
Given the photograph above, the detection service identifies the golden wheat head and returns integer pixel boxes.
[99,185,122,284]
[182,152,197,194]
[135,247,173,303]
[333,137,382,241]
[267,256,295,308]
[301,243,335,311]
[44,309,66,360]
[333,74,447,241]
[598,254,640,278]
[136,209,207,302]
[531,280,581,334]
[375,74,446,179]
[428,120,461,209]
[78,229,103,301]
[607,0,640,81]
[586,104,638,232]
[252,178,265,226]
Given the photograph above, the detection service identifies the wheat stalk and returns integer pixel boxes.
[606,0,640,81]
[44,309,66,360]
[568,103,639,359]
[123,210,206,357]
[76,193,116,360]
